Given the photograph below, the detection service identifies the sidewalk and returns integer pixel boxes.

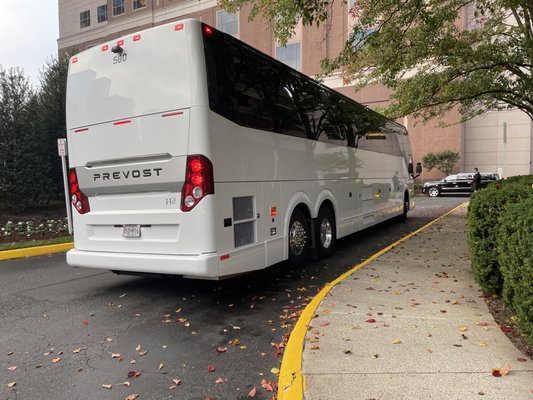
[279,204,533,399]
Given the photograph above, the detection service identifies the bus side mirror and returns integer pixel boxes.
[409,161,422,179]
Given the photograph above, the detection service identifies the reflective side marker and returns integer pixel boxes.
[72,57,78,64]
[175,24,184,31]
[220,254,230,261]
[162,111,184,118]
[113,120,131,126]
[102,45,109,52]
[133,35,141,42]
[74,128,89,133]
[117,40,124,46]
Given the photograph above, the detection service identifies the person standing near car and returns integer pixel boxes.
[471,167,482,191]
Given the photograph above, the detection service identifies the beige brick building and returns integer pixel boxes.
[58,0,533,181]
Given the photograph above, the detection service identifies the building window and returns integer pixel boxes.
[133,0,146,10]
[276,43,301,71]
[217,11,238,35]
[80,10,90,28]
[113,0,125,16]
[97,5,108,23]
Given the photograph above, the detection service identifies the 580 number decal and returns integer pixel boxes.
[113,54,127,64]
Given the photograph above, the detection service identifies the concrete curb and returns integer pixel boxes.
[0,242,74,261]
[277,202,469,400]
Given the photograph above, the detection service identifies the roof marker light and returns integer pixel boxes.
[113,120,131,126]
[102,45,109,52]
[175,23,184,31]
[204,26,213,35]
[117,40,124,46]
[220,254,230,261]
[162,111,184,118]
[133,34,141,42]
[72,57,78,64]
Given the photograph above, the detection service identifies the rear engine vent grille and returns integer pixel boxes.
[233,196,255,247]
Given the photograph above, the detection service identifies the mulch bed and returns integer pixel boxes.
[0,205,70,245]
[484,294,533,360]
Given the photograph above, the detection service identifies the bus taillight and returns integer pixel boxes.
[69,169,90,214]
[181,155,214,212]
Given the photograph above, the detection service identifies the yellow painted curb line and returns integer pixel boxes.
[0,242,74,261]
[277,202,469,400]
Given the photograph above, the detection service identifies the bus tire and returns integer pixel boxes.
[288,208,309,267]
[316,206,336,259]
[398,193,409,222]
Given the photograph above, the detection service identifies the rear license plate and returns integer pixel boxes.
[122,225,141,238]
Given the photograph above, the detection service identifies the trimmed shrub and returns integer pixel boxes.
[467,176,533,293]
[498,197,533,342]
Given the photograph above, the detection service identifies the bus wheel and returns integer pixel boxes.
[399,193,409,222]
[288,208,309,267]
[316,207,336,259]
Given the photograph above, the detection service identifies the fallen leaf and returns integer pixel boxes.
[458,327,468,332]
[492,369,502,377]
[82,320,90,326]
[172,378,182,386]
[7,382,16,388]
[102,384,112,389]
[73,347,87,353]
[271,367,280,374]
[248,387,257,397]
[517,357,527,362]
[130,358,137,364]
[119,293,127,298]
[112,353,122,359]
[215,377,225,384]
[7,366,17,371]
[310,345,320,350]
[365,319,376,323]
[125,394,139,400]
[500,365,512,376]
[138,351,148,356]
[393,339,402,345]
[208,364,215,372]
[260,379,277,392]
[320,322,330,327]
[52,357,61,363]
[343,349,352,354]
[230,338,240,347]
[122,381,131,387]
[479,342,487,347]
[127,371,141,378]
[216,347,227,353]
[135,345,141,352]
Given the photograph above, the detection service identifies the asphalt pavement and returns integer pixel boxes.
[279,204,533,399]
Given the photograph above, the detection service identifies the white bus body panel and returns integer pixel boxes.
[65,19,414,279]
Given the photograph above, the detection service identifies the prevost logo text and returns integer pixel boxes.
[93,168,163,181]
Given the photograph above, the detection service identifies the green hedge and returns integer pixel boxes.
[467,175,533,344]
[497,197,533,342]
[467,176,533,293]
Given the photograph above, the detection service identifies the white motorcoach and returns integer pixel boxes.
[65,19,415,279]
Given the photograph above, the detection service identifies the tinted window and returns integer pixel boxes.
[203,24,408,156]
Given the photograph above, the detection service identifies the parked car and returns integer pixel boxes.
[422,173,498,197]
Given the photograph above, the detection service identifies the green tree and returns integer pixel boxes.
[38,56,69,200]
[0,67,51,211]
[220,0,533,122]
[422,150,460,176]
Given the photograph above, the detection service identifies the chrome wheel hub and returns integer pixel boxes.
[320,218,333,249]
[289,221,307,256]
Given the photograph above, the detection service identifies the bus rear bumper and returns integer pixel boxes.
[66,248,220,279]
